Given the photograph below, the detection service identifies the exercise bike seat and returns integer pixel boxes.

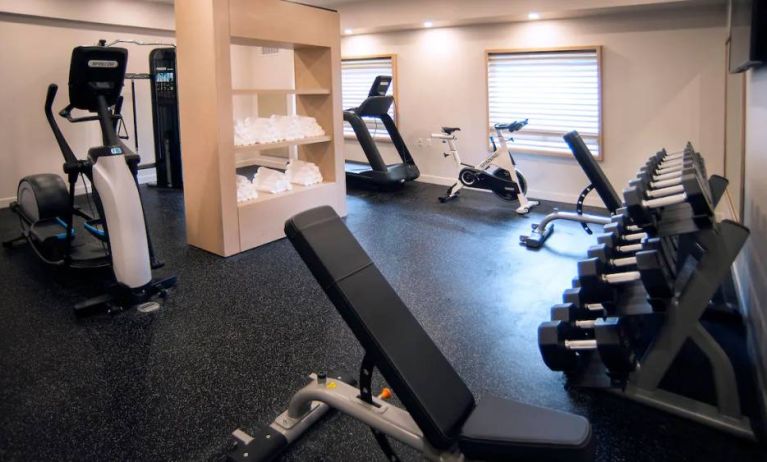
[441,127,461,134]
[459,395,593,461]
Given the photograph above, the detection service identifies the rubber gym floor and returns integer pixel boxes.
[0,182,765,462]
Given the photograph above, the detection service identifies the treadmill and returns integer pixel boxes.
[344,75,419,186]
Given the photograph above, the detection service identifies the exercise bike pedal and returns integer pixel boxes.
[136,301,161,314]
[439,193,459,203]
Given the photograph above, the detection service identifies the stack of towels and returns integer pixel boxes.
[234,115,325,146]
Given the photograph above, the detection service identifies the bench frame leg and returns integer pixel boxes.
[227,373,464,462]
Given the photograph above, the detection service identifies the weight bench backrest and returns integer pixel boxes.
[285,206,476,450]
[564,131,622,213]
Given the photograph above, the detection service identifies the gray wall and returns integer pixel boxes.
[737,66,767,400]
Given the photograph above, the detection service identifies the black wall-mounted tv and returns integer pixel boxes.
[729,0,767,73]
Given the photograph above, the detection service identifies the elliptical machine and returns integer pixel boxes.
[3,45,176,314]
[431,119,539,214]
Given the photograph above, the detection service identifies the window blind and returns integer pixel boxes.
[487,49,601,157]
[341,57,395,138]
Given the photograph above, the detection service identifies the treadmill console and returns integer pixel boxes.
[368,75,392,97]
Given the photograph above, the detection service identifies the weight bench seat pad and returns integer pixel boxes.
[285,206,476,450]
[459,395,594,462]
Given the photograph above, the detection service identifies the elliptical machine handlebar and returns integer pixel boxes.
[59,104,102,123]
[45,84,79,165]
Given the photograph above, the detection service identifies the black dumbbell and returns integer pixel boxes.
[635,249,675,310]
[551,302,605,324]
[577,257,644,303]
[644,147,705,176]
[634,163,705,195]
[596,232,656,256]
[603,222,648,243]
[623,173,714,228]
[584,246,675,303]
[539,318,637,376]
[589,237,670,273]
[643,151,703,174]
[593,317,639,381]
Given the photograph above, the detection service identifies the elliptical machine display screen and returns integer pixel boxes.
[154,70,175,98]
[155,71,174,83]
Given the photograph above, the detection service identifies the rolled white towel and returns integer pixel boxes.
[253,167,293,194]
[236,175,259,203]
[234,115,325,146]
[286,159,323,186]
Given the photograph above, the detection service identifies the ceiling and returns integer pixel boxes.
[138,0,726,33]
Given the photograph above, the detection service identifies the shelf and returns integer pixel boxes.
[232,88,331,95]
[176,0,345,256]
[236,154,289,170]
[237,181,335,207]
[234,135,331,152]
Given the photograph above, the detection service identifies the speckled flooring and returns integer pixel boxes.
[0,182,765,461]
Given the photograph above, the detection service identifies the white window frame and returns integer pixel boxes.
[341,54,398,142]
[485,46,603,160]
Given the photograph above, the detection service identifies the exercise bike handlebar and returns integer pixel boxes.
[45,84,78,164]
[494,118,528,133]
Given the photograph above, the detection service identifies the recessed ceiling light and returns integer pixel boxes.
[344,28,353,35]
[528,12,540,20]
[423,21,433,28]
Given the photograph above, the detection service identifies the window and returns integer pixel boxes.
[487,47,602,158]
[341,55,397,139]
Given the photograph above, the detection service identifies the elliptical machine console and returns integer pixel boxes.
[431,119,539,214]
[3,44,176,314]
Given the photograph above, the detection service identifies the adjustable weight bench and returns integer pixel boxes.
[226,206,594,461]
[521,131,622,249]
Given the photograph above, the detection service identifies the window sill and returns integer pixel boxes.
[508,146,603,161]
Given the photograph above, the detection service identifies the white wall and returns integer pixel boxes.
[341,6,727,204]
[736,66,767,396]
[0,1,174,206]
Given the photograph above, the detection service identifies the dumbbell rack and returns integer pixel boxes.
[539,136,763,441]
[574,219,753,439]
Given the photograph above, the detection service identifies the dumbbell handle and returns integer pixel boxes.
[642,191,687,209]
[656,151,688,164]
[657,156,691,169]
[617,242,644,253]
[654,170,684,182]
[565,339,597,350]
[602,271,641,284]
[656,164,685,176]
[623,232,647,241]
[610,256,637,267]
[575,320,597,328]
[646,184,684,198]
[651,176,682,189]
[585,303,604,311]
[661,151,686,161]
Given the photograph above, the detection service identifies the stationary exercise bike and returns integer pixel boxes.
[431,119,539,214]
[3,45,176,314]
